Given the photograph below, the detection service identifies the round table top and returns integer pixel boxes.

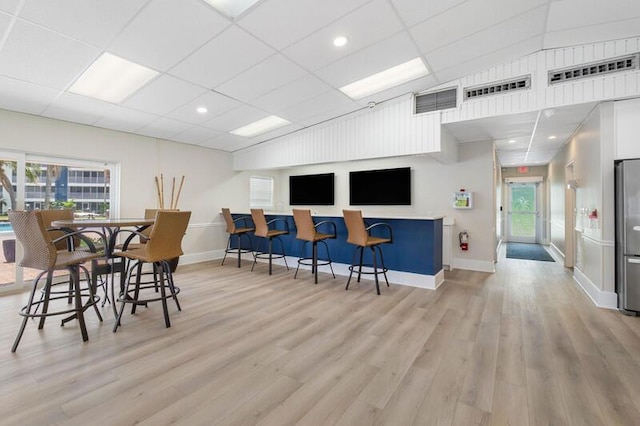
[51,218,154,228]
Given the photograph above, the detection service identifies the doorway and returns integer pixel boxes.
[507,182,539,243]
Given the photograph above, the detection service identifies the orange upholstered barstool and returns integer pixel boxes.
[221,208,254,268]
[342,209,393,295]
[250,209,289,275]
[292,209,336,284]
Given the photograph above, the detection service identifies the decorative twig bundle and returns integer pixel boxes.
[155,174,185,209]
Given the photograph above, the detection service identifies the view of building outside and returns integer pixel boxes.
[0,160,111,286]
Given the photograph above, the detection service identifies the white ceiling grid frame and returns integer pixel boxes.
[108,0,231,72]
[236,0,370,50]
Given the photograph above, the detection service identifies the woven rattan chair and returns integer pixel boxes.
[8,210,104,352]
[250,209,289,275]
[292,209,336,284]
[343,210,393,295]
[113,210,191,331]
[221,208,254,268]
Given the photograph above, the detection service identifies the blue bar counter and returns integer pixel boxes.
[231,212,444,290]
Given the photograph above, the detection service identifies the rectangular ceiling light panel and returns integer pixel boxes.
[230,115,290,137]
[69,53,158,103]
[339,57,429,100]
[203,0,261,18]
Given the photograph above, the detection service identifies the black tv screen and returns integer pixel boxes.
[349,167,411,205]
[289,173,335,205]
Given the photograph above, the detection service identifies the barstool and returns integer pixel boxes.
[250,209,289,275]
[342,209,393,295]
[292,209,336,284]
[8,210,104,351]
[221,208,254,268]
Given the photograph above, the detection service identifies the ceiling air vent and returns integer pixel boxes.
[548,53,639,85]
[463,75,531,101]
[414,87,457,114]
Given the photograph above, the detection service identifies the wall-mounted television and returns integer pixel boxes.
[349,167,411,205]
[289,173,335,205]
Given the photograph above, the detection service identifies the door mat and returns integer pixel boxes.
[506,243,555,262]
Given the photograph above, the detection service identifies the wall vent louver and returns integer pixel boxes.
[463,75,531,101]
[548,53,639,85]
[414,87,457,114]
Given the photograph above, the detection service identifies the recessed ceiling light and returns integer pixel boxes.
[202,0,261,18]
[196,106,208,114]
[230,115,290,137]
[508,139,516,144]
[548,135,557,140]
[68,52,158,103]
[333,36,348,47]
[339,57,429,100]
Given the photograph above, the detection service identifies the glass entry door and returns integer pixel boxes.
[508,183,538,243]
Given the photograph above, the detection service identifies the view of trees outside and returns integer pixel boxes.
[510,185,536,237]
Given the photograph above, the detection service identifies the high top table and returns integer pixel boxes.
[51,218,154,317]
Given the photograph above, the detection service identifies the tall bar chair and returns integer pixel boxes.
[292,209,336,284]
[113,210,191,331]
[8,210,105,352]
[250,209,289,275]
[221,208,254,268]
[342,209,393,295]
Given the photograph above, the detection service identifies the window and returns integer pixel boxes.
[249,176,273,209]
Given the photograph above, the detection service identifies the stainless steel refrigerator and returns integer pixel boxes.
[615,159,640,315]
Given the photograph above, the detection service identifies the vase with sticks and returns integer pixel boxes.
[154,174,186,272]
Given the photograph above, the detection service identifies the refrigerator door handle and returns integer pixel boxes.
[634,226,640,232]
[628,258,640,264]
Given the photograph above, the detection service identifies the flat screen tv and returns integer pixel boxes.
[349,167,411,205]
[289,173,335,205]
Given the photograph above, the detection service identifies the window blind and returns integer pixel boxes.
[249,176,273,209]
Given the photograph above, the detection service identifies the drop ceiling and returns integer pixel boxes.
[0,0,639,160]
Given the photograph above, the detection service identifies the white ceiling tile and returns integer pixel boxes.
[166,91,241,125]
[425,7,547,72]
[137,117,193,139]
[41,92,114,125]
[390,0,468,27]
[93,106,158,133]
[0,76,60,115]
[0,9,9,26]
[251,123,304,143]
[432,36,544,84]
[173,125,223,145]
[283,0,404,71]
[298,102,362,127]
[281,90,356,123]
[544,17,640,50]
[216,54,307,102]
[169,26,274,89]
[410,0,548,54]
[109,0,230,71]
[314,32,422,88]
[237,0,369,50]
[546,0,640,32]
[18,0,147,48]
[252,74,332,112]
[122,74,207,115]
[200,133,247,151]
[0,0,21,14]
[201,104,268,132]
[0,20,100,89]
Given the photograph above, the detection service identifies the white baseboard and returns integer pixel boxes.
[573,267,617,310]
[549,242,565,263]
[181,250,222,265]
[452,257,495,273]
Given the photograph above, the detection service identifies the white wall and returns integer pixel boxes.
[0,109,242,263]
[275,140,496,272]
[548,144,568,259]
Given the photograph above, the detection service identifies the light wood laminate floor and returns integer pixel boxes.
[1,250,640,425]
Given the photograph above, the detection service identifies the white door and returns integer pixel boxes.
[507,183,538,243]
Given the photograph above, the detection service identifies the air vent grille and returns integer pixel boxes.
[414,88,457,114]
[548,53,639,85]
[463,75,531,101]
